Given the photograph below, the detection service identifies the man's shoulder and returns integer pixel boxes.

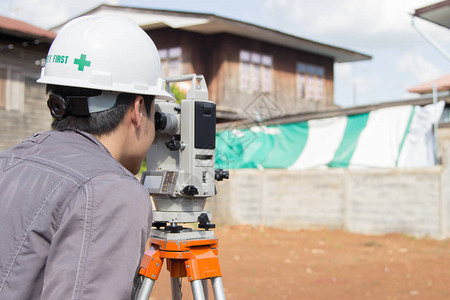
[87,171,148,199]
[2,130,134,183]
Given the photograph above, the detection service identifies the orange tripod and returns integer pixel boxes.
[135,235,225,300]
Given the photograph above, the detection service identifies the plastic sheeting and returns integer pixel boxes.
[215,101,445,169]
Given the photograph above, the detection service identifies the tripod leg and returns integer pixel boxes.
[170,277,182,300]
[202,279,209,300]
[137,245,164,299]
[135,277,156,300]
[191,280,206,300]
[211,277,226,300]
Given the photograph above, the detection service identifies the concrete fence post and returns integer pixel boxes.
[439,141,450,239]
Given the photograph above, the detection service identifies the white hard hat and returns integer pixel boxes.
[38,15,173,100]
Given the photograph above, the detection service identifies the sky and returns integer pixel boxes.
[1,0,449,108]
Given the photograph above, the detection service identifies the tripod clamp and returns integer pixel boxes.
[198,213,215,230]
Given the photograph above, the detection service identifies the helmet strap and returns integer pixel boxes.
[87,91,119,113]
[69,96,90,117]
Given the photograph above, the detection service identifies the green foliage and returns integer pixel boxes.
[170,84,186,104]
[138,157,147,176]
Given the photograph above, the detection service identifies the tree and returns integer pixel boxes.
[170,83,186,104]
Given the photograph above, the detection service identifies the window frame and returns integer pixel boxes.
[159,47,182,77]
[239,50,273,93]
[0,65,24,112]
[296,62,326,101]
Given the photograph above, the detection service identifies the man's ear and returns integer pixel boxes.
[130,96,144,128]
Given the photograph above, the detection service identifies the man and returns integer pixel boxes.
[0,16,173,299]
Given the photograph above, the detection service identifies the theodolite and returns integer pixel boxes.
[136,74,228,300]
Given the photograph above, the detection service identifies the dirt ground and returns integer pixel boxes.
[149,225,450,300]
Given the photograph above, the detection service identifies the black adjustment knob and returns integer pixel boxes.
[152,221,166,229]
[165,140,181,151]
[165,136,184,151]
[165,223,183,233]
[198,213,215,230]
[182,185,199,196]
[215,169,229,181]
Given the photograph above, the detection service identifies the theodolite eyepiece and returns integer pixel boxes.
[154,111,179,134]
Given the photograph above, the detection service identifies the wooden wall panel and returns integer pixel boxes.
[147,28,336,116]
[0,40,51,150]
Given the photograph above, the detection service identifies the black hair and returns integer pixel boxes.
[47,85,154,135]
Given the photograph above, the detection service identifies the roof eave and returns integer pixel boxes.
[198,15,371,63]
[413,0,450,29]
[56,4,371,63]
[0,29,54,43]
[0,15,56,41]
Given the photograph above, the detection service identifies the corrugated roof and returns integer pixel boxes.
[0,15,55,40]
[217,94,450,130]
[408,74,450,94]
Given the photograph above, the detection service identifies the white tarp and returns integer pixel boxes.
[215,101,445,169]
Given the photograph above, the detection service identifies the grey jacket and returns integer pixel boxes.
[0,131,152,299]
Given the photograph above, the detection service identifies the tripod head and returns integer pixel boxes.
[141,74,228,236]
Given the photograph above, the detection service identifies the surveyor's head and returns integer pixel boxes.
[38,15,174,173]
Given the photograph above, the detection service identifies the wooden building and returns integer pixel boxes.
[0,16,54,150]
[0,5,372,151]
[68,5,371,122]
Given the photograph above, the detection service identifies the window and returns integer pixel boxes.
[0,68,6,109]
[240,50,273,93]
[296,63,306,99]
[159,47,182,77]
[315,67,325,100]
[0,66,24,111]
[296,63,325,101]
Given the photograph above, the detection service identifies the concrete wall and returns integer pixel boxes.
[208,142,450,239]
